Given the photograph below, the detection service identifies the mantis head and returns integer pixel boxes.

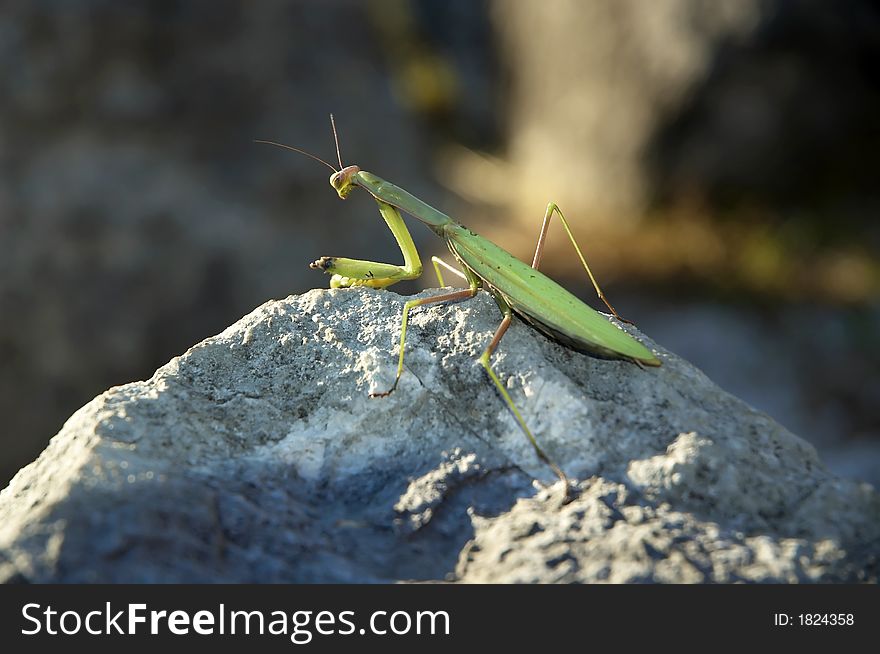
[329,165,361,199]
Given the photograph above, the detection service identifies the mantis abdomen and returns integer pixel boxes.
[444,222,660,366]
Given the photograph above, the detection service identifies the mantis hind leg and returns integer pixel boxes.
[532,202,634,325]
[478,299,570,494]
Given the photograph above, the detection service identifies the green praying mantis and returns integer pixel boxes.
[259,116,661,493]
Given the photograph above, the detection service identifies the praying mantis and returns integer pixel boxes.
[259,117,660,493]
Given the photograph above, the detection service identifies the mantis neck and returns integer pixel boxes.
[354,171,454,232]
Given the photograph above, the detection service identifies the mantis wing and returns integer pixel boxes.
[445,224,661,366]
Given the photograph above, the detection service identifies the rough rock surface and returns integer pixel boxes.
[0,0,456,488]
[0,287,877,583]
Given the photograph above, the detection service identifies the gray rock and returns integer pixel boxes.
[0,0,449,489]
[0,287,876,582]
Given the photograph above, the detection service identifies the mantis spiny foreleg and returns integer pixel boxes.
[311,200,422,289]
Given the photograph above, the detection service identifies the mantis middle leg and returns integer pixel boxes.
[370,281,479,398]
[431,255,467,287]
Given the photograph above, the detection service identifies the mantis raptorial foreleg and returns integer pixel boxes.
[431,255,467,287]
[532,202,634,325]
[310,200,422,289]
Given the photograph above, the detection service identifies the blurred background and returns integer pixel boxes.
[1,0,878,489]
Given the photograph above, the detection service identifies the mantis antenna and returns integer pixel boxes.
[253,139,339,173]
[330,114,344,170]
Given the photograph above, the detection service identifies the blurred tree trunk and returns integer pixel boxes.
[488,0,879,298]
[492,0,765,226]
